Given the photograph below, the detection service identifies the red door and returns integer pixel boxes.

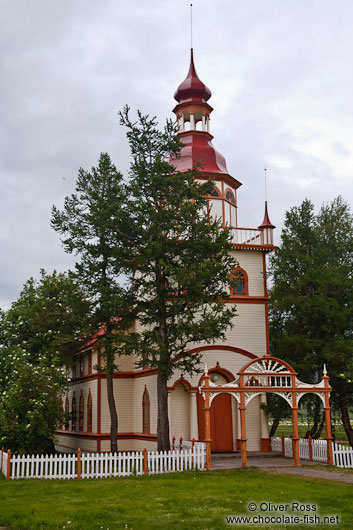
[210,393,233,452]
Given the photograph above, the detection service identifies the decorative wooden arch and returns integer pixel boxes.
[200,355,333,469]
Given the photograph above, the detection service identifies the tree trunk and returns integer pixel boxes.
[305,402,321,438]
[270,415,281,438]
[157,370,170,451]
[107,371,118,453]
[339,391,353,447]
[313,412,324,439]
[105,332,118,453]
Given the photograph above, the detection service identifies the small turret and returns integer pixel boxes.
[259,201,275,245]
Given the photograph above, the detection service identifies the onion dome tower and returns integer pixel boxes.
[172,49,241,228]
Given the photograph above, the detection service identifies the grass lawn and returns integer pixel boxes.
[275,423,349,443]
[0,468,351,530]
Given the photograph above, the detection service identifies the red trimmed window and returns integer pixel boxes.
[79,392,84,432]
[87,351,92,374]
[209,186,220,197]
[79,355,84,377]
[225,189,235,204]
[142,388,150,434]
[230,268,248,296]
[71,394,77,431]
[87,392,93,432]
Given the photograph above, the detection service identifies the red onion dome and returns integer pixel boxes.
[174,48,212,104]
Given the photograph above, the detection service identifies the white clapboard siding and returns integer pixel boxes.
[2,443,206,480]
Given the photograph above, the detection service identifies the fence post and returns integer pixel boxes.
[308,435,313,461]
[281,435,285,456]
[180,437,183,451]
[6,450,11,481]
[1,447,4,473]
[143,448,148,476]
[77,448,81,480]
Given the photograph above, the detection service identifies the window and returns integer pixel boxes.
[225,189,235,204]
[209,186,220,197]
[230,268,248,296]
[142,388,150,434]
[72,394,77,432]
[87,351,92,374]
[79,392,84,432]
[79,355,84,377]
[87,391,93,432]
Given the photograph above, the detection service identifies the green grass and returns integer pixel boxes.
[0,469,352,529]
[275,423,349,442]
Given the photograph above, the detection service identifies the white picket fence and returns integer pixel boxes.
[271,437,353,467]
[333,442,353,468]
[0,443,206,480]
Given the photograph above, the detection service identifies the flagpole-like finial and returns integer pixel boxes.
[204,363,208,376]
[323,364,327,376]
[264,167,268,202]
[190,3,193,49]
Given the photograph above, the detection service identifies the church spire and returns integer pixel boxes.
[174,49,212,105]
[171,49,241,187]
[259,201,275,246]
[259,201,275,229]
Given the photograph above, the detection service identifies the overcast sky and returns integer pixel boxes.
[1,0,353,309]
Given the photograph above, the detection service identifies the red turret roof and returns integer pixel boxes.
[174,48,212,104]
[170,133,229,175]
[259,201,275,229]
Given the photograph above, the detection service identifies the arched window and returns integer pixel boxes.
[209,186,220,197]
[225,189,235,204]
[79,392,84,432]
[79,355,84,377]
[64,395,69,430]
[87,351,92,374]
[71,393,77,432]
[142,387,150,434]
[230,268,248,296]
[87,391,93,432]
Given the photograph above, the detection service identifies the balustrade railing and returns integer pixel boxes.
[230,227,263,246]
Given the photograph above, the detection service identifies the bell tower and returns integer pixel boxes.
[172,48,275,247]
[172,49,242,229]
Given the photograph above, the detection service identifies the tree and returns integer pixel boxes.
[0,270,89,452]
[0,346,67,453]
[0,269,91,364]
[269,197,353,445]
[119,108,238,451]
[51,153,135,453]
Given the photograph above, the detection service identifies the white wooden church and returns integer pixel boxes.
[55,49,276,454]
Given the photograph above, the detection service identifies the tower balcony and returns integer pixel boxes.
[229,226,275,250]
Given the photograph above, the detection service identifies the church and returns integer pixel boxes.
[55,48,276,454]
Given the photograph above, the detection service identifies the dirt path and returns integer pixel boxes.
[211,453,353,484]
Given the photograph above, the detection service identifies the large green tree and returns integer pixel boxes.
[0,270,90,452]
[119,108,238,451]
[51,153,135,453]
[269,197,353,445]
